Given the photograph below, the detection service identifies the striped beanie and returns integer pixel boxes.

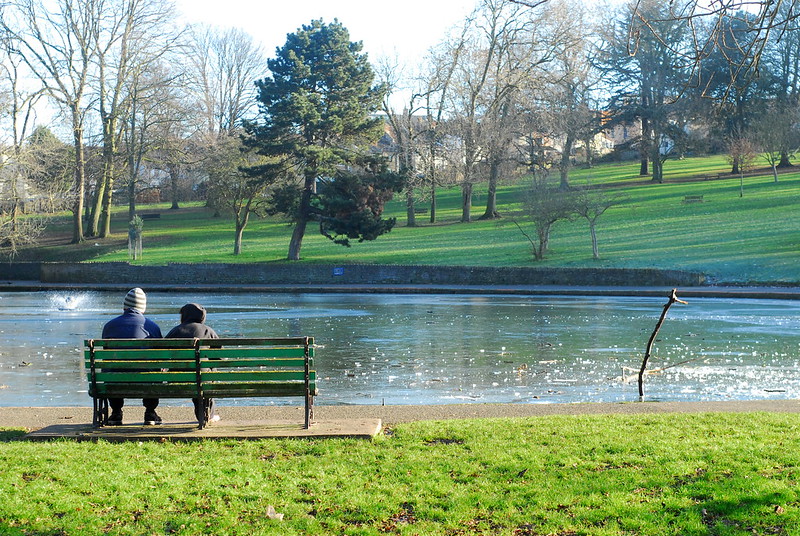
[123,287,147,313]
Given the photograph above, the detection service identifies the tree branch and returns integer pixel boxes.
[638,288,688,399]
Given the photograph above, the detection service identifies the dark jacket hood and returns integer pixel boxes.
[180,303,206,324]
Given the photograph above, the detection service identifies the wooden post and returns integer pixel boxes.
[638,289,688,399]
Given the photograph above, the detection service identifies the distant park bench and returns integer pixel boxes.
[85,337,316,429]
[138,213,160,219]
[683,195,704,203]
[413,207,429,214]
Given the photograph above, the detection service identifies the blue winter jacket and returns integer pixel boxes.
[102,310,163,339]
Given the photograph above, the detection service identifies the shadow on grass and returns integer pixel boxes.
[0,523,24,536]
[0,429,28,441]
[697,493,793,534]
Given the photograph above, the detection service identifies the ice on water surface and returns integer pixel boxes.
[1,291,799,406]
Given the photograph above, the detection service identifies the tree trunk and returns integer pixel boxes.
[461,182,472,223]
[778,151,793,168]
[91,122,116,237]
[100,176,113,238]
[590,221,599,260]
[99,127,117,238]
[128,173,137,222]
[233,228,243,255]
[559,134,574,190]
[583,135,594,168]
[639,117,650,176]
[170,162,180,209]
[772,163,779,183]
[233,212,248,255]
[87,183,102,237]
[287,180,313,260]
[71,114,85,244]
[430,187,436,224]
[651,157,663,184]
[480,158,500,220]
[406,190,416,227]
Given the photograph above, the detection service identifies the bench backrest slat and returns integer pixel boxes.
[84,348,197,361]
[92,371,198,382]
[202,370,316,382]
[197,347,312,359]
[198,357,311,368]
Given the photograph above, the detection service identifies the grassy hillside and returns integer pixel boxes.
[15,154,800,284]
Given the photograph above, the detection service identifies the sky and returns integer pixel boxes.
[173,0,477,68]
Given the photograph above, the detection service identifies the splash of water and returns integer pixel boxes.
[49,293,91,311]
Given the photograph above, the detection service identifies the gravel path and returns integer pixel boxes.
[4,400,800,431]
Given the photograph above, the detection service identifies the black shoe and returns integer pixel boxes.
[143,410,162,425]
[107,410,123,426]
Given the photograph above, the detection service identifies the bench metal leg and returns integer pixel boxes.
[93,398,108,428]
[305,394,314,429]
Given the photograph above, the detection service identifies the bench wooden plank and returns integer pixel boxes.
[200,337,311,346]
[92,384,199,398]
[202,370,315,382]
[198,347,312,359]
[89,339,197,349]
[92,371,198,382]
[202,385,311,397]
[197,358,311,368]
[86,361,196,372]
[85,349,197,360]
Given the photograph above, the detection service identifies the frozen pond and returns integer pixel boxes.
[0,290,799,407]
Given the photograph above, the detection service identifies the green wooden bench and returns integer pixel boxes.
[84,337,316,429]
[682,195,704,203]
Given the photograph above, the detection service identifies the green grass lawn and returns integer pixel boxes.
[2,412,800,535]
[17,154,800,284]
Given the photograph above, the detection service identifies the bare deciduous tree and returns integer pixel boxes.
[1,0,102,243]
[89,0,182,238]
[186,25,266,137]
[726,131,758,197]
[573,186,627,260]
[519,170,575,260]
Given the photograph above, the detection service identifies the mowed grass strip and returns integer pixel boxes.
[20,155,800,283]
[2,412,799,535]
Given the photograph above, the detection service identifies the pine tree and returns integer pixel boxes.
[244,19,401,260]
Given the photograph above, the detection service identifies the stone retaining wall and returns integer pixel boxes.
[0,262,707,287]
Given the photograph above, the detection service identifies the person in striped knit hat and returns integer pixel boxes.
[101,287,163,425]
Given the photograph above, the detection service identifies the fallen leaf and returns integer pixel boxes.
[266,505,284,521]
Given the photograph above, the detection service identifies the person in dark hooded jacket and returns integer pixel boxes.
[165,303,220,423]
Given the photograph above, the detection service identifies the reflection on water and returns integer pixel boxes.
[0,291,799,407]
